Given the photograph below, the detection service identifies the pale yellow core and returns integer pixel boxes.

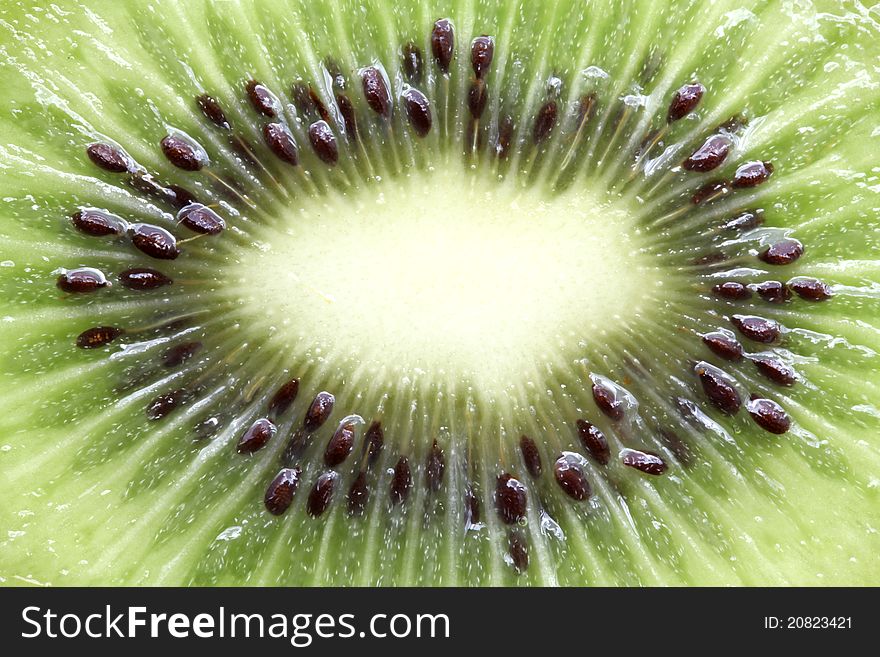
[235,168,662,388]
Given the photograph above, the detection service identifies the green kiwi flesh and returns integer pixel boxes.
[0,0,879,586]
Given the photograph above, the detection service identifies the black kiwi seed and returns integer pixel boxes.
[577,93,598,128]
[675,396,701,423]
[702,331,744,361]
[732,160,773,188]
[303,391,335,432]
[196,94,230,130]
[71,208,126,236]
[160,134,205,171]
[495,115,514,158]
[308,120,339,165]
[691,179,730,204]
[431,18,454,74]
[470,35,494,79]
[280,433,305,464]
[262,122,299,165]
[465,486,481,526]
[717,114,749,133]
[324,421,355,467]
[722,209,765,231]
[401,42,424,84]
[335,94,358,142]
[553,454,590,501]
[519,435,543,477]
[361,67,392,118]
[162,341,202,367]
[245,79,277,117]
[697,251,725,268]
[167,184,200,210]
[712,281,751,300]
[760,238,803,265]
[290,81,312,116]
[425,440,445,492]
[86,142,130,173]
[576,419,610,465]
[701,258,729,271]
[667,82,704,123]
[731,314,780,343]
[178,203,225,235]
[130,223,180,260]
[229,138,258,166]
[264,467,301,516]
[237,417,276,454]
[194,416,222,440]
[118,268,172,290]
[324,57,346,90]
[682,134,731,172]
[76,326,124,349]
[621,448,668,475]
[693,251,728,267]
[592,381,624,421]
[495,473,527,524]
[532,100,558,145]
[347,471,369,515]
[753,280,791,303]
[695,362,741,414]
[508,530,529,573]
[746,397,791,435]
[129,172,167,199]
[57,267,109,293]
[267,378,299,418]
[297,84,329,122]
[468,79,488,119]
[402,88,432,137]
[390,456,412,505]
[365,420,383,465]
[752,356,796,386]
[659,428,693,466]
[788,277,833,301]
[307,471,338,517]
[310,89,331,122]
[146,389,185,421]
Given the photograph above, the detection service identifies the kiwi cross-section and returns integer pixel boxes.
[0,0,878,586]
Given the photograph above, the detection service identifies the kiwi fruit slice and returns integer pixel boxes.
[1,0,878,586]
